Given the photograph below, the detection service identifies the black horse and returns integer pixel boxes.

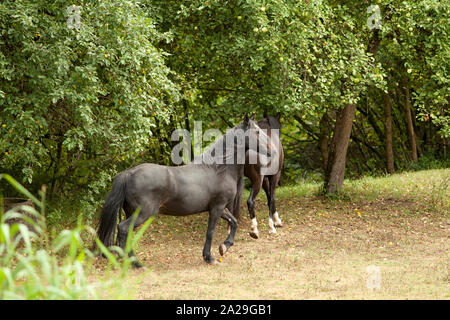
[238,113,284,239]
[96,115,273,267]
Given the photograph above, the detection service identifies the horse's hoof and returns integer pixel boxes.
[274,222,283,228]
[268,228,277,234]
[204,255,219,264]
[207,258,219,265]
[219,243,227,256]
[249,231,259,239]
[219,244,225,256]
[273,212,283,227]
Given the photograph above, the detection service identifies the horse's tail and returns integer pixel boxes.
[97,172,128,248]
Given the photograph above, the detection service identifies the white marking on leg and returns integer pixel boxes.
[227,224,231,235]
[251,218,259,235]
[273,211,283,227]
[268,217,277,234]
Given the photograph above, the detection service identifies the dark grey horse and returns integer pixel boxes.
[96,115,272,267]
[238,113,284,239]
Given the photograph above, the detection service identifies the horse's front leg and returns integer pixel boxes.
[269,174,283,228]
[203,206,222,264]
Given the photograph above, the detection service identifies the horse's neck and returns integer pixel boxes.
[196,131,247,179]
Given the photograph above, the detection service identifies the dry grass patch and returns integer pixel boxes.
[92,169,449,299]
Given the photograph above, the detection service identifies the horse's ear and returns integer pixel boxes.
[243,113,249,124]
[251,113,256,121]
[276,112,281,120]
[263,110,268,118]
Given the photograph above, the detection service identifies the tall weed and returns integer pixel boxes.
[0,174,151,299]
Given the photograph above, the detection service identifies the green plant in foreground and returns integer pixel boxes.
[0,174,152,299]
[94,211,154,277]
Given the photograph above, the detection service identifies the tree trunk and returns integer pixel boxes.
[383,92,395,173]
[325,103,357,194]
[393,87,411,162]
[403,79,418,162]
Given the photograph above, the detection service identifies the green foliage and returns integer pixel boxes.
[0,174,95,299]
[383,0,450,138]
[0,0,179,196]
[0,0,448,206]
[405,153,450,171]
[0,174,152,299]
[151,0,384,119]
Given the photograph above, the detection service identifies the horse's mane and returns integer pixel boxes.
[192,125,245,175]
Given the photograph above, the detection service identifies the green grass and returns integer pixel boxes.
[242,181,321,202]
[340,169,450,206]
[246,169,449,212]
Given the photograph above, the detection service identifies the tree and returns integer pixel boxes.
[0,0,179,202]
[324,103,357,193]
[150,1,384,194]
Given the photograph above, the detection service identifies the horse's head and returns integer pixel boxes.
[240,114,273,160]
[263,111,282,130]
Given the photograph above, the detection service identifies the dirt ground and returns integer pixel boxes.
[92,192,449,300]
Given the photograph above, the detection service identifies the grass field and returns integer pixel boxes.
[91,169,450,299]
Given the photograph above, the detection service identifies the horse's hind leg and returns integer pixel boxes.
[270,173,283,227]
[117,200,158,268]
[219,208,238,256]
[262,174,282,234]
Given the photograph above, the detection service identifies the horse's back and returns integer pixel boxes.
[123,163,172,200]
[124,163,236,216]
